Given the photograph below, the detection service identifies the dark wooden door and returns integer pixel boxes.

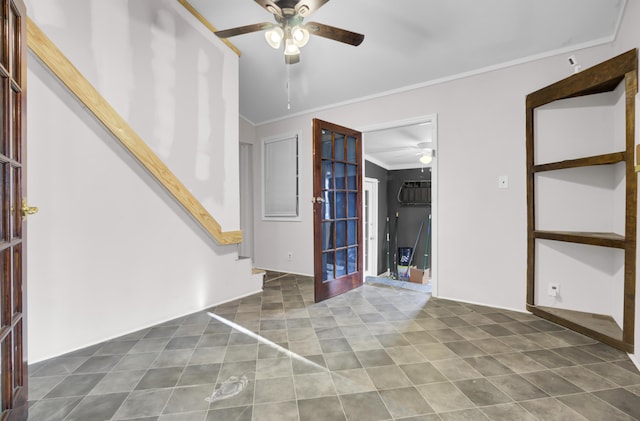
[0,0,27,419]
[313,119,363,302]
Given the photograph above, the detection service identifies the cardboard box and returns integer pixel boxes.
[409,267,430,284]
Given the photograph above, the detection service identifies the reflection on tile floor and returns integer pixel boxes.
[28,273,640,420]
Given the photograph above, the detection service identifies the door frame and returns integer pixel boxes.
[363,177,379,277]
[238,142,254,259]
[360,114,439,295]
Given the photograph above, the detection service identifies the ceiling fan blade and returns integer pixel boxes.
[285,52,300,65]
[295,0,330,17]
[305,22,364,46]
[215,22,275,39]
[254,0,283,17]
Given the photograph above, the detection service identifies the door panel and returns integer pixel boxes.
[363,178,378,277]
[0,0,27,419]
[313,119,363,302]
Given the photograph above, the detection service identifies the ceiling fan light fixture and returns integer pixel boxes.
[284,38,300,56]
[419,149,434,164]
[265,26,284,49]
[419,155,432,165]
[291,25,310,47]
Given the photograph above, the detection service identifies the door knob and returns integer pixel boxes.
[21,198,38,220]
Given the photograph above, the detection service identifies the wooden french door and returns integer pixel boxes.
[313,119,363,302]
[0,0,28,419]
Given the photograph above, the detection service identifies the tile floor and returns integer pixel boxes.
[27,272,640,420]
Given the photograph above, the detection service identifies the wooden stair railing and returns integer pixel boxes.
[27,18,242,245]
[177,0,240,57]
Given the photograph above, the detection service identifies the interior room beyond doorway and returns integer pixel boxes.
[362,117,438,295]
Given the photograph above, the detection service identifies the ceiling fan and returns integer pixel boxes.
[214,0,365,64]
[370,141,435,165]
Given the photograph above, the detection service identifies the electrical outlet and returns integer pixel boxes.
[287,252,293,261]
[547,283,560,297]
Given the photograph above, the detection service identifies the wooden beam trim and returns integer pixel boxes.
[177,0,241,57]
[27,18,242,245]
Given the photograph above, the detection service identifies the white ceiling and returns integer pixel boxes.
[364,121,435,170]
[188,0,626,169]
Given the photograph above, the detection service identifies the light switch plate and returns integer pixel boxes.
[498,175,509,189]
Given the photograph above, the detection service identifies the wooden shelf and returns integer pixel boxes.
[526,50,636,108]
[534,230,626,248]
[533,152,626,173]
[528,305,630,352]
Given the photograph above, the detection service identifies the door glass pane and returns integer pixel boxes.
[0,339,4,403]
[335,163,345,189]
[322,191,334,220]
[335,134,345,161]
[12,243,21,316]
[0,164,4,241]
[11,8,20,85]
[0,79,6,157]
[348,247,357,274]
[9,167,14,238]
[348,220,357,246]
[322,160,332,190]
[13,322,21,389]
[348,192,357,218]
[336,249,346,277]
[8,87,12,161]
[11,167,20,239]
[336,192,346,219]
[11,89,20,162]
[347,165,357,190]
[9,6,17,80]
[322,222,333,251]
[0,4,5,68]
[321,130,332,159]
[336,221,346,248]
[347,136,357,163]
[322,191,333,220]
[0,250,6,323]
[322,252,333,281]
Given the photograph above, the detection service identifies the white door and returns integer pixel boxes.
[364,178,379,277]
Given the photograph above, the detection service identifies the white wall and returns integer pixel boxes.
[26,0,261,362]
[250,1,640,361]
[26,0,240,230]
[240,116,258,144]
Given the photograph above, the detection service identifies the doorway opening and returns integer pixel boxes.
[360,116,438,296]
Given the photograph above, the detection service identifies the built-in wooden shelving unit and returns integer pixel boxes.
[526,49,638,353]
